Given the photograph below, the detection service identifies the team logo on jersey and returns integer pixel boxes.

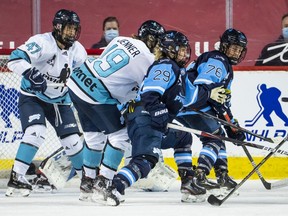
[28,114,41,123]
[244,84,288,127]
[64,123,77,129]
[215,55,225,61]
[57,63,70,90]
[131,85,139,92]
[0,85,20,128]
[44,63,71,91]
[47,55,56,66]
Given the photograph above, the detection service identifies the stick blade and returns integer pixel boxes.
[207,194,223,206]
[262,180,271,190]
[271,178,288,189]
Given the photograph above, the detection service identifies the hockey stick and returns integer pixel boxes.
[168,123,287,190]
[217,111,272,190]
[271,178,288,189]
[245,142,288,156]
[192,109,275,143]
[207,135,288,206]
[167,123,288,156]
[241,145,271,189]
[47,83,66,87]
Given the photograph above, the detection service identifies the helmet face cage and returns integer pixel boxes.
[219,28,247,65]
[52,9,81,48]
[159,30,191,67]
[138,20,165,52]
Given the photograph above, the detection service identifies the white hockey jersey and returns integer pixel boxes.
[8,32,87,104]
[67,36,155,104]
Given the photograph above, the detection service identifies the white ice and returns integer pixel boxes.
[0,180,287,216]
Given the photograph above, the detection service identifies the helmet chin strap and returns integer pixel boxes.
[222,45,240,65]
[226,50,245,65]
[228,58,238,65]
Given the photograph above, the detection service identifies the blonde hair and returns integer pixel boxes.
[131,34,138,39]
[154,44,164,61]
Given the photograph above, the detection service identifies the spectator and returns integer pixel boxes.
[255,13,288,66]
[91,16,120,49]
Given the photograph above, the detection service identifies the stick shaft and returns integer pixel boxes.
[47,83,66,87]
[167,123,288,156]
[192,109,274,143]
[207,135,288,206]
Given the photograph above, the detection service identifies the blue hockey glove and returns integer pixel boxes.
[23,67,47,93]
[224,119,246,145]
[149,104,169,133]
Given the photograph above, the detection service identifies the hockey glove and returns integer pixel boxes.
[209,86,227,105]
[149,104,169,133]
[23,67,47,93]
[224,119,246,145]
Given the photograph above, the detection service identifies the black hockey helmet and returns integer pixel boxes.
[158,30,191,67]
[137,20,165,52]
[219,28,248,65]
[52,9,81,49]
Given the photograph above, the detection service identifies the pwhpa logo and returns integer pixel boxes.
[245,84,288,127]
[0,84,20,128]
[244,84,287,140]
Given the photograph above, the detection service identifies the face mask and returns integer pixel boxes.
[282,27,288,39]
[104,29,119,43]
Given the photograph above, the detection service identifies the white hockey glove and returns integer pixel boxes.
[209,86,227,104]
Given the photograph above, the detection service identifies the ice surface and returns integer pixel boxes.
[0,180,287,216]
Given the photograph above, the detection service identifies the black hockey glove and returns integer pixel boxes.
[23,67,47,93]
[149,103,169,133]
[224,119,246,145]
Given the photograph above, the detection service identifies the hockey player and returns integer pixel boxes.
[6,9,87,197]
[177,28,248,195]
[108,30,209,206]
[65,20,166,202]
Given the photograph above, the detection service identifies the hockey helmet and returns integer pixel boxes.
[158,30,191,67]
[138,20,165,52]
[52,9,81,49]
[219,28,248,65]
